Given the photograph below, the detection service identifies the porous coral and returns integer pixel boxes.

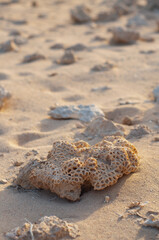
[6,216,79,240]
[15,136,140,201]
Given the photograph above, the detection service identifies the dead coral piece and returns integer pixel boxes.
[0,40,18,53]
[110,27,140,45]
[66,43,86,52]
[91,62,115,72]
[70,5,92,23]
[0,86,11,109]
[48,104,104,122]
[0,179,7,184]
[14,136,140,201]
[143,215,159,229]
[22,53,46,63]
[6,216,80,240]
[127,125,151,139]
[128,201,147,210]
[57,50,76,65]
[83,116,124,137]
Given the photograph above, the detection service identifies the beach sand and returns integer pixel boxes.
[0,0,159,239]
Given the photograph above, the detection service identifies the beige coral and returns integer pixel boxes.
[15,136,140,201]
[6,216,79,240]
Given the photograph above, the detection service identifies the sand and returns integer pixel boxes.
[0,0,159,239]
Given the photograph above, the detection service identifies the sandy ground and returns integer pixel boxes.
[0,0,159,239]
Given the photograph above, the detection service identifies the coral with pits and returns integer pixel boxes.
[15,136,140,201]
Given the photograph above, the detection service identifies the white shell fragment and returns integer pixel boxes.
[48,104,104,122]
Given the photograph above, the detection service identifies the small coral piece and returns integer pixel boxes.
[91,62,115,72]
[22,53,46,63]
[15,136,140,201]
[110,27,140,44]
[143,215,159,229]
[6,216,79,240]
[48,104,104,122]
[0,40,18,52]
[70,5,92,23]
[57,50,76,65]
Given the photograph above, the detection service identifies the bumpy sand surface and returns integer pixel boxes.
[0,0,159,239]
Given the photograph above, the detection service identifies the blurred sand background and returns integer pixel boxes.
[0,0,159,239]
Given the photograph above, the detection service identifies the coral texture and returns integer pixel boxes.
[6,216,79,240]
[15,136,140,201]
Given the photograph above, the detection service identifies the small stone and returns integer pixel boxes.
[93,35,107,41]
[57,50,76,65]
[48,104,104,122]
[122,116,133,126]
[153,86,159,102]
[127,14,148,28]
[0,40,18,52]
[91,86,110,92]
[13,161,24,167]
[91,62,114,72]
[13,36,28,45]
[139,36,154,42]
[50,43,65,50]
[48,72,58,77]
[104,196,110,203]
[22,53,46,63]
[70,5,92,23]
[96,11,117,22]
[66,43,86,51]
[0,179,7,184]
[127,125,151,139]
[110,27,140,45]
[153,137,159,142]
[32,1,38,7]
